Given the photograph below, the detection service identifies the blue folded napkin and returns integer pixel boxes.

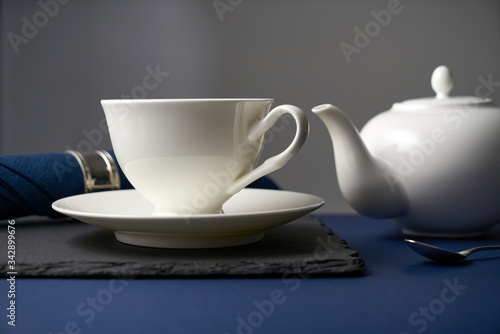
[0,151,278,219]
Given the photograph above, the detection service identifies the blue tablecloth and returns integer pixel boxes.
[2,214,500,333]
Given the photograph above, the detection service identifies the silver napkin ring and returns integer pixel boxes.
[65,150,121,193]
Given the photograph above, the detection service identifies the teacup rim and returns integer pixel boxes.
[101,98,275,104]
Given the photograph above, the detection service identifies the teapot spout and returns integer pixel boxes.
[312,104,408,219]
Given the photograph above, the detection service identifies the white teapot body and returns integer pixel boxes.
[313,66,500,237]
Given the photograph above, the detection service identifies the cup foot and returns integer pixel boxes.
[152,208,224,216]
[114,231,264,249]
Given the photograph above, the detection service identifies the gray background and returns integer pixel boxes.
[1,0,500,214]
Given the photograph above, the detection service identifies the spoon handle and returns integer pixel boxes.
[465,245,500,256]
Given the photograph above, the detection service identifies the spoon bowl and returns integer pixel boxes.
[405,239,500,263]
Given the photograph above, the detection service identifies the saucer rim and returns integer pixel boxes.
[52,188,325,220]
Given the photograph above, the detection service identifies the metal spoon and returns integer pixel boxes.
[405,239,500,263]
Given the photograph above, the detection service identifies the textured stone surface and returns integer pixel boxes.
[1,215,366,277]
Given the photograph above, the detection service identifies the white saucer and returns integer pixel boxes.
[52,189,324,249]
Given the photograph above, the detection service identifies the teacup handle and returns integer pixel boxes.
[227,104,309,195]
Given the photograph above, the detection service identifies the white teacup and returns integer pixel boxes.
[101,98,308,215]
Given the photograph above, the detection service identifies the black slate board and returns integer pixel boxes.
[0,215,366,277]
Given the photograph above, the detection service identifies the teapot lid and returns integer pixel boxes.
[392,66,494,112]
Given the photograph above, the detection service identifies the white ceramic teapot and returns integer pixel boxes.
[312,66,500,237]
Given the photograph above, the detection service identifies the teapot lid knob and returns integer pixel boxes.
[431,65,454,99]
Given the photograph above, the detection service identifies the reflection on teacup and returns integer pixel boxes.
[101,98,308,215]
